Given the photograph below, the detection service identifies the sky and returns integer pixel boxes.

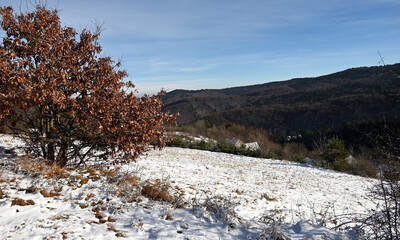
[2,0,400,95]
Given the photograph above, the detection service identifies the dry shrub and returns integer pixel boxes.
[116,173,141,200]
[348,156,378,178]
[11,197,35,206]
[141,179,173,202]
[0,188,3,199]
[250,128,282,153]
[282,142,309,160]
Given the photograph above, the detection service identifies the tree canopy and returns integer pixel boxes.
[0,5,177,166]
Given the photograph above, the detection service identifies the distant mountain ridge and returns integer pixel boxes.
[162,64,400,133]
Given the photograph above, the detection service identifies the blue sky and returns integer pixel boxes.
[2,0,400,95]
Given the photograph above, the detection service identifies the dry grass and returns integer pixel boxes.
[85,193,95,201]
[95,211,107,220]
[262,193,278,202]
[11,197,35,206]
[141,179,173,202]
[101,168,119,179]
[116,173,141,200]
[51,214,70,221]
[107,224,127,238]
[78,177,89,185]
[25,185,38,194]
[282,142,309,161]
[79,203,89,209]
[17,155,69,179]
[40,189,62,198]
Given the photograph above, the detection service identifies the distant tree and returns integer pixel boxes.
[0,5,177,167]
[322,136,350,165]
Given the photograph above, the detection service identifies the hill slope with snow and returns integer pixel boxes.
[0,135,377,239]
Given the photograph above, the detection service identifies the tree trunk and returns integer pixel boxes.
[57,141,68,167]
[46,118,55,162]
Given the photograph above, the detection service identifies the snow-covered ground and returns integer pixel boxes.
[0,134,377,239]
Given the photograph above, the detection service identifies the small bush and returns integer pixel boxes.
[293,154,307,164]
[167,135,190,148]
[322,136,350,170]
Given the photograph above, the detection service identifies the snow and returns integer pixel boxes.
[0,134,377,239]
[244,142,260,151]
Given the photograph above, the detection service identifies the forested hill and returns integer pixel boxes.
[162,63,400,132]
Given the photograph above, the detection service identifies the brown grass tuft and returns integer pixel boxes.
[79,178,89,185]
[141,179,173,202]
[11,197,35,206]
[40,189,62,198]
[262,193,278,202]
[85,167,101,181]
[25,186,38,194]
[85,193,95,201]
[79,203,88,209]
[107,224,119,232]
[95,211,107,220]
[61,232,67,240]
[115,232,127,238]
[101,168,118,178]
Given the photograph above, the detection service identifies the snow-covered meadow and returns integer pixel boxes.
[0,134,377,239]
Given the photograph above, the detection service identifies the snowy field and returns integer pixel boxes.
[0,134,378,239]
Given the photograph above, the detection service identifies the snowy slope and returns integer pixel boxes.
[0,135,376,239]
[132,148,376,226]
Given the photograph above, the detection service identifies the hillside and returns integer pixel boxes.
[163,64,400,132]
[0,134,375,239]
